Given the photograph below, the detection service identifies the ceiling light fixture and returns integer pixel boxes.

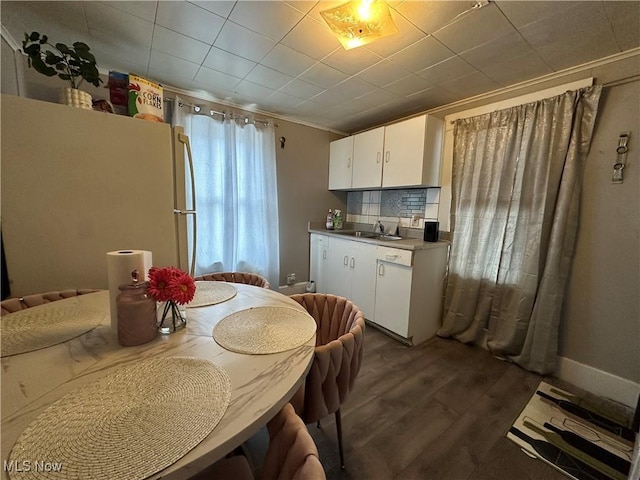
[320,0,398,50]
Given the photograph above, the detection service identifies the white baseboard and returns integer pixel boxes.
[278,282,308,296]
[556,356,640,408]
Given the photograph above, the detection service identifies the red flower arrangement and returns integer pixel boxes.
[148,266,196,333]
[147,266,196,304]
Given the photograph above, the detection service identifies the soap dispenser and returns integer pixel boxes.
[326,209,334,230]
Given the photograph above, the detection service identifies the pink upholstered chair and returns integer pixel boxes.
[288,293,366,469]
[195,272,270,289]
[190,403,325,480]
[1,289,99,315]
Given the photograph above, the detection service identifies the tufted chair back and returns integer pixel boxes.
[288,293,365,468]
[195,272,270,289]
[262,403,326,480]
[1,289,100,315]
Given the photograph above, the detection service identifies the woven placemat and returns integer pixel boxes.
[8,356,231,480]
[213,306,316,354]
[0,304,106,358]
[187,281,237,308]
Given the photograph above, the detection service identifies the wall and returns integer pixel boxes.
[274,119,345,286]
[1,36,19,95]
[560,79,640,386]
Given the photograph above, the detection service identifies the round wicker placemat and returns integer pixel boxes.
[8,356,231,480]
[187,282,237,308]
[213,306,316,354]
[0,304,106,358]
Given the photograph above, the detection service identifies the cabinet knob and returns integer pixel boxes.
[347,157,351,168]
[376,152,381,164]
[385,152,390,163]
[343,255,349,266]
[385,254,398,260]
[322,250,327,259]
[350,257,355,268]
[378,263,384,276]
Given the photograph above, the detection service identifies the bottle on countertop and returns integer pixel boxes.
[334,209,343,230]
[326,209,334,230]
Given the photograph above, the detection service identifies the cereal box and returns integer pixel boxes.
[108,71,129,115]
[128,74,164,123]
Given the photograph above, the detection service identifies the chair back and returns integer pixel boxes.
[262,403,325,480]
[289,294,365,424]
[1,289,99,315]
[195,272,270,289]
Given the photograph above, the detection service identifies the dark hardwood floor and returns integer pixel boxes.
[307,327,598,480]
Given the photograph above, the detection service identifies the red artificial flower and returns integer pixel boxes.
[147,266,195,303]
[168,271,196,305]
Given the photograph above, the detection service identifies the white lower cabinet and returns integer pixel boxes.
[373,244,449,345]
[310,233,450,345]
[309,234,329,294]
[325,237,377,319]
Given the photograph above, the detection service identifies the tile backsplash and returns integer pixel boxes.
[346,188,440,229]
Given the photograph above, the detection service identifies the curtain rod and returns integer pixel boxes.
[602,75,640,89]
[165,97,273,127]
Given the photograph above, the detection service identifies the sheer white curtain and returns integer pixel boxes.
[438,86,602,374]
[173,99,280,287]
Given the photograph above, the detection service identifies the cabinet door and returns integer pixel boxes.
[328,136,354,190]
[325,237,352,298]
[349,241,377,319]
[374,260,412,337]
[309,234,329,293]
[382,115,426,188]
[352,126,384,189]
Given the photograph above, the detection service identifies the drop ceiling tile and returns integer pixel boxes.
[149,49,200,82]
[214,21,276,62]
[202,47,256,78]
[299,62,349,89]
[518,2,619,70]
[356,88,399,109]
[234,80,277,100]
[280,78,325,99]
[307,89,348,107]
[89,32,151,70]
[494,1,582,28]
[395,1,478,35]
[189,1,236,18]
[99,1,158,22]
[280,16,341,60]
[306,1,345,24]
[263,91,305,111]
[2,1,87,36]
[433,3,516,54]
[364,9,426,58]
[260,44,316,77]
[147,67,196,90]
[357,59,410,88]
[321,46,383,75]
[244,64,294,90]
[156,1,225,44]
[388,36,455,73]
[290,100,324,116]
[416,56,477,85]
[331,76,377,98]
[193,65,242,91]
[85,2,154,47]
[229,1,303,41]
[285,1,318,15]
[439,70,501,99]
[603,1,640,52]
[461,31,534,70]
[480,51,553,87]
[383,73,432,96]
[152,26,211,65]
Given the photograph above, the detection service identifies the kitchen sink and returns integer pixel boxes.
[333,231,402,241]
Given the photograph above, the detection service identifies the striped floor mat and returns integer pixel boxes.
[507,381,634,480]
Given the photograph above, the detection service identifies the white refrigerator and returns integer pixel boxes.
[0,94,197,296]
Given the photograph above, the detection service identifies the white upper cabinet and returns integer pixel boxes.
[328,135,354,190]
[352,126,384,189]
[328,114,444,190]
[382,115,443,188]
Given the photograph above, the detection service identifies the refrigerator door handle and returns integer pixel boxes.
[177,132,197,277]
[173,209,196,215]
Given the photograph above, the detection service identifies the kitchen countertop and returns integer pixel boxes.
[308,222,449,252]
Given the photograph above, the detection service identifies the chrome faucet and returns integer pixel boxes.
[373,220,384,234]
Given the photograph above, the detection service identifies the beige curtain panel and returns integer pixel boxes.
[438,86,602,375]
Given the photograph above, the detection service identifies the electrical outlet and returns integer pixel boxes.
[286,273,296,285]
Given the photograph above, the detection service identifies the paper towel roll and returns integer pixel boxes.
[106,250,153,331]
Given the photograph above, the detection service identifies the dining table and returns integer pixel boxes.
[0,283,316,479]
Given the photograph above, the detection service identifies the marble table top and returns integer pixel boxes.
[1,286,315,480]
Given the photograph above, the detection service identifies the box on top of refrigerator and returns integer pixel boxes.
[128,74,163,123]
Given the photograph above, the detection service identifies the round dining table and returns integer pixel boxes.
[0,285,316,479]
